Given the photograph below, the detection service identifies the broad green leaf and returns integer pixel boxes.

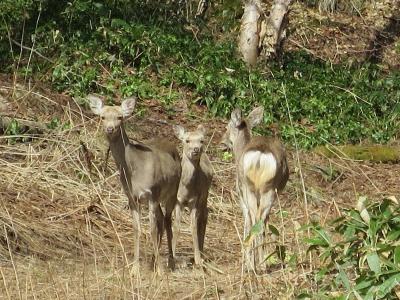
[317,228,331,244]
[354,278,374,291]
[375,272,400,299]
[387,229,400,241]
[243,220,263,247]
[336,263,351,291]
[394,246,400,265]
[268,224,280,236]
[366,252,381,275]
[304,237,329,247]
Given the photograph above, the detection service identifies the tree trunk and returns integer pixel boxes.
[238,0,292,66]
[238,0,264,67]
[260,0,292,60]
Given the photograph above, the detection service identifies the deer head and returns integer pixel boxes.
[220,106,264,152]
[88,95,136,139]
[174,124,206,161]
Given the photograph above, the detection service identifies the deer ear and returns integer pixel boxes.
[173,125,185,140]
[121,97,136,118]
[231,108,242,127]
[197,124,206,136]
[247,106,264,129]
[88,95,103,115]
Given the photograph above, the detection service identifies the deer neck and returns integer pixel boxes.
[108,125,130,170]
[181,154,200,183]
[233,127,251,163]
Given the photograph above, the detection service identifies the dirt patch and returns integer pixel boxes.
[287,1,400,68]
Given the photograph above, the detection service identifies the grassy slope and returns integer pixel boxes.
[1,1,400,299]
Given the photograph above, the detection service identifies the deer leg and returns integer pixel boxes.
[246,189,258,272]
[164,198,175,270]
[156,204,165,246]
[190,206,202,265]
[172,201,183,259]
[129,199,141,266]
[198,204,208,253]
[240,197,253,272]
[256,189,275,271]
[149,201,164,271]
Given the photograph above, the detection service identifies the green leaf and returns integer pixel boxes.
[243,220,264,247]
[366,252,381,275]
[268,224,280,236]
[336,263,351,291]
[375,272,400,299]
[304,237,329,247]
[387,229,400,241]
[394,246,400,265]
[354,278,374,291]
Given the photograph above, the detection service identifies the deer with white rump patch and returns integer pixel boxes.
[88,95,181,272]
[220,106,289,272]
[172,124,213,265]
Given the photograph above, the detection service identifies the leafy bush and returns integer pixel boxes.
[303,198,400,299]
[2,0,399,148]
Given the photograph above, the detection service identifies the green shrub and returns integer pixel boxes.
[303,198,400,299]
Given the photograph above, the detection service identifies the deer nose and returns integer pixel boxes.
[193,147,200,153]
[106,127,114,134]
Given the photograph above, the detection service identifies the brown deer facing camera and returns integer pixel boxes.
[220,106,289,272]
[88,95,181,272]
[172,124,213,266]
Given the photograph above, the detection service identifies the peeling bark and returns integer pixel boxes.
[238,0,264,66]
[260,0,292,60]
[238,0,292,66]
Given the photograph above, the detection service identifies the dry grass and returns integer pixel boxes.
[0,82,399,299]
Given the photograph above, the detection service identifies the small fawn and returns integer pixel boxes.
[172,124,213,265]
[88,95,181,272]
[221,106,289,272]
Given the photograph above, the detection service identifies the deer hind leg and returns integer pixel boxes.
[256,189,276,271]
[149,201,164,272]
[242,186,258,272]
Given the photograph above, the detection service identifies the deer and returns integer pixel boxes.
[172,124,213,266]
[88,95,181,272]
[220,106,289,273]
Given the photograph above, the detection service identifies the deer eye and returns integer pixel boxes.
[101,116,105,120]
[200,140,204,144]
[185,139,190,143]
[117,116,123,120]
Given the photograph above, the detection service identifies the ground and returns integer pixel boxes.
[0,74,399,299]
[1,1,400,298]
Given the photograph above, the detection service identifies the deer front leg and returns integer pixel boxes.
[149,201,164,272]
[190,207,202,265]
[165,197,176,270]
[198,204,208,253]
[129,199,141,267]
[172,201,183,259]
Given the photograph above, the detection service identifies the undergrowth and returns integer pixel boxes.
[303,198,400,299]
[1,1,399,148]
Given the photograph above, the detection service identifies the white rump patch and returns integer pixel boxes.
[243,151,277,189]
